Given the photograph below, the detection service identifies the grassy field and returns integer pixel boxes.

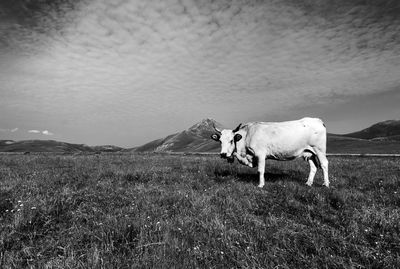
[0,153,399,268]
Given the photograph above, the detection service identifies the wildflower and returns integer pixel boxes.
[19,204,23,207]
[31,207,36,210]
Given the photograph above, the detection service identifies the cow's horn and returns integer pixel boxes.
[213,124,222,134]
[233,123,242,133]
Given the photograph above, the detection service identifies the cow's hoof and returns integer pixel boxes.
[258,184,264,188]
[323,183,330,188]
[305,181,313,187]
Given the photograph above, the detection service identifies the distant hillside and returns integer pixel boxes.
[327,134,400,154]
[90,145,124,152]
[0,140,94,153]
[134,119,222,153]
[343,120,400,141]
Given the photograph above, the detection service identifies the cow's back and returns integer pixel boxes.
[244,117,326,157]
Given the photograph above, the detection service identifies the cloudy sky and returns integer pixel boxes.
[1,0,400,147]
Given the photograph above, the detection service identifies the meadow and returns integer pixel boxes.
[0,153,399,268]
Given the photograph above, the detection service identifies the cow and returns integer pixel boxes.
[211,117,329,188]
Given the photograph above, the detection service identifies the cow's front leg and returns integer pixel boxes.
[246,154,257,168]
[233,152,253,167]
[256,154,266,188]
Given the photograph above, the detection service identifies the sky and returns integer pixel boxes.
[1,0,400,147]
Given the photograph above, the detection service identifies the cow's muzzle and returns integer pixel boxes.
[221,153,234,163]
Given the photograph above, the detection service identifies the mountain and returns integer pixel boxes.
[342,120,400,141]
[134,119,222,153]
[0,140,94,153]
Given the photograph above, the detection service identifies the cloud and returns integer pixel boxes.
[0,127,18,132]
[42,130,54,136]
[27,129,54,136]
[0,0,399,146]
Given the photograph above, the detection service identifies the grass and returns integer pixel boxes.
[0,153,399,268]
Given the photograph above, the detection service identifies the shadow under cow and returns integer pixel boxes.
[213,169,305,185]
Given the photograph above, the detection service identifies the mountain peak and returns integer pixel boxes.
[188,118,220,131]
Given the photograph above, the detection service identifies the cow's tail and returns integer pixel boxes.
[319,118,326,128]
[303,149,322,169]
[313,154,322,169]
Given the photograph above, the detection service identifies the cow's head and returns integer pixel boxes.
[211,123,243,162]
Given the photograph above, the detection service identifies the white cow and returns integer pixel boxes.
[211,117,329,188]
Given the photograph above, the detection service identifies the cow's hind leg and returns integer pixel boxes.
[305,156,318,186]
[315,150,329,187]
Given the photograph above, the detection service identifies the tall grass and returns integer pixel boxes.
[0,153,399,268]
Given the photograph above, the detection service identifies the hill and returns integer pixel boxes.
[134,118,223,153]
[0,140,127,153]
[90,145,124,152]
[327,134,400,154]
[0,140,95,153]
[342,119,400,141]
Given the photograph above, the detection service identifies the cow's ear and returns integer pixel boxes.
[232,123,242,133]
[234,134,242,142]
[211,134,220,141]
